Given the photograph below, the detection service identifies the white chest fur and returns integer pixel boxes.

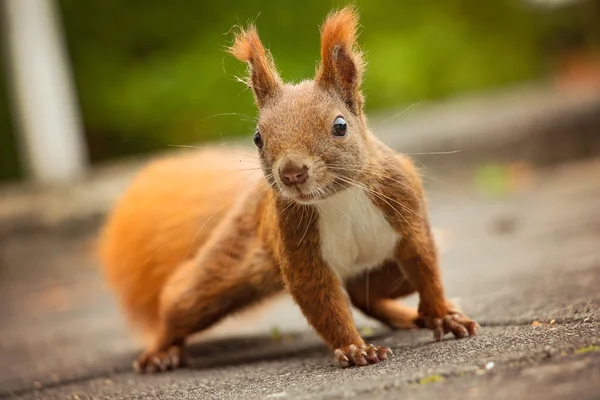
[317,187,400,279]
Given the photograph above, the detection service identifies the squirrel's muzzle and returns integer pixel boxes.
[279,161,309,186]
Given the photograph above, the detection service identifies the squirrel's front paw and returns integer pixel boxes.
[334,344,392,368]
[133,346,186,373]
[421,309,479,342]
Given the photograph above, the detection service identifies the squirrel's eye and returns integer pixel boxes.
[253,130,263,149]
[333,117,347,137]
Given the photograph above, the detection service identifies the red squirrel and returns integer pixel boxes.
[99,6,478,373]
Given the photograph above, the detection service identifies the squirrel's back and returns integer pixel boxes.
[98,147,259,341]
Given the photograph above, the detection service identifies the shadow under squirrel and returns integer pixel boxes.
[99,6,479,373]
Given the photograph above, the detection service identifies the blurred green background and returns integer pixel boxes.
[1,0,598,182]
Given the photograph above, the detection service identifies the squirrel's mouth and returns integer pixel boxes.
[280,189,320,205]
[275,174,341,205]
[276,186,326,205]
[295,191,323,203]
[277,177,350,205]
[287,184,337,204]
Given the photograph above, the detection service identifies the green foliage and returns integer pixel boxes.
[0,0,595,181]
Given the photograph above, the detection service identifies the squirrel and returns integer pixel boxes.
[98,6,479,373]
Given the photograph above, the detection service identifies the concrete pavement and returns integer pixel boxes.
[1,157,599,399]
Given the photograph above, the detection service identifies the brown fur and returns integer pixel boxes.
[315,6,365,114]
[229,25,282,107]
[99,6,478,373]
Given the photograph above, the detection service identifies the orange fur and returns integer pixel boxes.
[315,6,365,115]
[229,25,282,106]
[99,6,478,373]
[316,6,364,84]
[98,148,259,342]
[229,25,266,65]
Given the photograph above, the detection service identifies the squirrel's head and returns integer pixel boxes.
[229,6,371,204]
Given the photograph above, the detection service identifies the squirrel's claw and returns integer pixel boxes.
[334,344,392,368]
[133,346,185,374]
[426,310,479,342]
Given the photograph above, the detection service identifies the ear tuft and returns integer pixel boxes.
[228,25,282,107]
[318,6,361,75]
[316,6,365,114]
[229,25,260,63]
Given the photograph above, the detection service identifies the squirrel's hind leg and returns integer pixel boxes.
[134,242,283,373]
[346,261,425,330]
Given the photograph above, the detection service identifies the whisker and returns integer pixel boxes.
[201,112,255,122]
[230,159,261,164]
[167,144,260,161]
[421,174,473,201]
[315,202,331,218]
[326,164,419,197]
[335,176,424,246]
[181,168,264,264]
[298,206,315,246]
[224,167,263,172]
[329,201,358,225]
[365,272,370,311]
[371,103,420,128]
[221,185,270,266]
[141,243,169,267]
[405,150,463,155]
[296,204,306,246]
[390,270,408,293]
[181,203,226,263]
[336,174,424,220]
[141,171,207,266]
[167,144,203,149]
[280,198,297,215]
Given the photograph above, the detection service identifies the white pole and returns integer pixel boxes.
[1,0,87,185]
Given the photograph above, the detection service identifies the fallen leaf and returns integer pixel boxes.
[360,326,374,336]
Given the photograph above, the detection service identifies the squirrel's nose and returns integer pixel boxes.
[279,163,309,186]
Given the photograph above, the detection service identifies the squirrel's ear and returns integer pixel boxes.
[229,25,282,108]
[315,6,365,115]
